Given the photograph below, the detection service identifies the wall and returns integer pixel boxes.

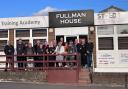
[48,28,55,42]
[92,11,128,85]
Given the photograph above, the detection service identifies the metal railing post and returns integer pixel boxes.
[125,74,128,89]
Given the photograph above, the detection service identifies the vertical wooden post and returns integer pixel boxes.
[48,28,55,43]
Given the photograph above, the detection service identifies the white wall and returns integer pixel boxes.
[94,11,128,72]
[55,27,88,36]
[0,16,49,29]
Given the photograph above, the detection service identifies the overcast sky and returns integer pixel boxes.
[0,0,128,18]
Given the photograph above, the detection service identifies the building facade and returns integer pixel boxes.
[93,6,128,85]
[0,6,128,84]
[0,16,48,67]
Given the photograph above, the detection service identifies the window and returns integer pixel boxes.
[33,39,46,45]
[0,40,7,51]
[117,25,128,34]
[16,40,29,45]
[98,37,114,50]
[118,37,128,49]
[16,30,30,37]
[0,30,8,38]
[97,26,114,35]
[32,29,47,37]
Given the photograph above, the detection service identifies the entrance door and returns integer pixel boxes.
[56,35,64,43]
[66,36,77,43]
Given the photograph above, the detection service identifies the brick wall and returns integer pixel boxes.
[0,71,47,82]
[92,72,128,85]
[48,28,55,43]
[9,29,14,46]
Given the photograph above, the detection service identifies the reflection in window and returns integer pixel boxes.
[98,37,113,50]
[0,40,7,51]
[117,25,128,34]
[0,30,8,38]
[97,26,114,35]
[32,29,47,37]
[16,30,30,37]
[118,37,128,49]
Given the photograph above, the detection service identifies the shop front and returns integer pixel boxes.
[48,10,94,43]
[0,16,48,67]
[94,11,128,72]
[47,10,95,83]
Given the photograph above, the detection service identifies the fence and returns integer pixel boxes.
[0,53,80,83]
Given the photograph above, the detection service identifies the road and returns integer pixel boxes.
[0,82,126,89]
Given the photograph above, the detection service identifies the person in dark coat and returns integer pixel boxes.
[25,43,35,68]
[33,40,40,67]
[43,41,49,62]
[79,39,87,68]
[36,43,44,68]
[16,39,25,69]
[66,40,77,67]
[47,41,56,67]
[74,39,81,53]
[23,43,28,68]
[4,41,14,71]
[86,40,94,68]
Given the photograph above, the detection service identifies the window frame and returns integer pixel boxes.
[98,37,114,50]
[16,29,30,37]
[14,28,48,49]
[96,25,114,51]
[0,29,9,52]
[32,28,47,37]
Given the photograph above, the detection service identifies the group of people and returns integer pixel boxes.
[4,37,93,71]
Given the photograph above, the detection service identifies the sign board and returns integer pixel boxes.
[97,51,115,66]
[95,11,128,72]
[95,50,128,72]
[95,11,128,25]
[49,10,94,27]
[0,16,48,29]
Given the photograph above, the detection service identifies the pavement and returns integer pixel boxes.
[0,82,126,89]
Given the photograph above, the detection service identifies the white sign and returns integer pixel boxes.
[95,11,128,73]
[0,16,49,29]
[96,50,128,72]
[97,26,114,35]
[97,52,115,65]
[95,11,128,25]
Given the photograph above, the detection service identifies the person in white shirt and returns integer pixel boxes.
[55,41,65,67]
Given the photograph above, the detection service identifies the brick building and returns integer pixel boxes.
[0,16,48,67]
[0,6,128,85]
[93,6,128,85]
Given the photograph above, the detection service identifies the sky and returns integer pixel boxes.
[0,0,128,18]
